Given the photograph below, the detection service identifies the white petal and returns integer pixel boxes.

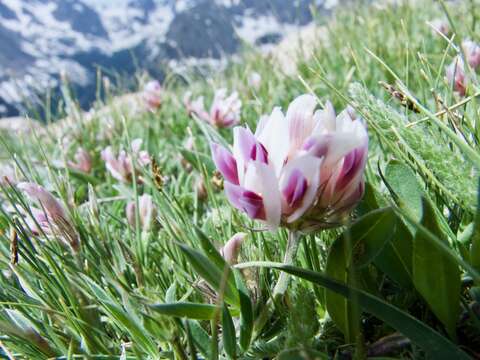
[243,162,281,229]
[286,94,318,151]
[312,101,336,134]
[256,108,289,176]
[254,114,270,138]
[232,126,255,185]
[325,131,367,169]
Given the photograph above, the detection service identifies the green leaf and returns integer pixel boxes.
[374,219,413,287]
[150,302,217,320]
[385,160,423,220]
[234,270,253,352]
[187,320,211,359]
[179,148,215,174]
[242,262,470,360]
[351,208,397,269]
[178,243,239,306]
[326,208,396,341]
[413,198,461,337]
[325,234,360,343]
[184,320,198,360]
[0,319,56,357]
[222,304,237,359]
[470,180,480,273]
[82,277,158,356]
[356,182,381,216]
[165,281,177,303]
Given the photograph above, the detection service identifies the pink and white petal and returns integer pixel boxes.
[101,146,115,162]
[232,126,256,184]
[317,131,367,170]
[337,105,358,123]
[255,108,289,176]
[335,144,368,191]
[312,101,336,134]
[282,169,308,209]
[233,126,256,161]
[337,180,365,210]
[126,201,136,227]
[107,157,129,182]
[104,154,126,181]
[118,150,132,174]
[211,143,239,185]
[321,163,342,207]
[254,114,271,138]
[139,194,154,229]
[279,155,322,223]
[224,182,265,220]
[221,232,247,264]
[323,142,367,209]
[131,139,143,153]
[138,151,151,166]
[335,109,361,133]
[243,162,281,229]
[286,94,318,150]
[17,182,67,220]
[25,207,51,235]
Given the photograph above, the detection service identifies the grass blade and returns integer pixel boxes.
[236,261,470,360]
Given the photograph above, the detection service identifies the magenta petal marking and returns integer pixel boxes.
[211,144,239,185]
[340,181,365,209]
[341,151,356,175]
[224,182,265,220]
[337,146,367,189]
[282,169,308,208]
[224,182,244,209]
[213,108,221,124]
[240,191,266,219]
[236,127,257,161]
[249,142,269,164]
[303,135,330,158]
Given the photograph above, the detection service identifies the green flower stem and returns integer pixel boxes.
[272,230,300,299]
[253,230,301,336]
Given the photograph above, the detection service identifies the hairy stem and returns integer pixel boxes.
[273,230,300,299]
[252,230,301,337]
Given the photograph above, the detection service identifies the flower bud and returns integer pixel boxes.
[462,39,480,70]
[446,57,467,96]
[195,176,208,201]
[220,233,246,264]
[17,182,79,250]
[126,194,156,231]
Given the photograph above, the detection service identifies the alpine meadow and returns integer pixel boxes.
[1,0,480,359]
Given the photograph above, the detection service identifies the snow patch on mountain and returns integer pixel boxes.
[0,0,333,117]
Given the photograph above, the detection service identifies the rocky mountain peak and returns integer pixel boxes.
[0,0,332,118]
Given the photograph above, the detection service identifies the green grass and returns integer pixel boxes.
[0,0,480,358]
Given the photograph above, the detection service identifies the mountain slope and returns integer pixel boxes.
[0,0,331,117]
